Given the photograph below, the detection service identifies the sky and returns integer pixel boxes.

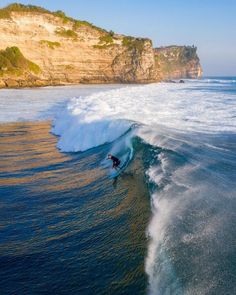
[0,0,236,76]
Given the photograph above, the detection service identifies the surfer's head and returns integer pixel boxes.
[108,154,112,159]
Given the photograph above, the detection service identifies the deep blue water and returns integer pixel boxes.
[0,122,150,295]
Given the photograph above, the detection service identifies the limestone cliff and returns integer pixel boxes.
[154,46,203,80]
[0,3,202,88]
[0,3,157,87]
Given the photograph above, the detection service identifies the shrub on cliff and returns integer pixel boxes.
[0,46,40,76]
[99,35,114,44]
[55,28,78,39]
[181,46,198,61]
[54,10,69,23]
[40,40,61,49]
[122,36,146,53]
[93,32,115,49]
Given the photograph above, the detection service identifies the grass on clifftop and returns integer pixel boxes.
[122,36,148,53]
[0,46,40,76]
[93,33,114,49]
[0,3,49,18]
[0,3,107,33]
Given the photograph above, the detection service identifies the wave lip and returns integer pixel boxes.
[52,96,133,152]
[52,80,236,153]
[53,117,131,152]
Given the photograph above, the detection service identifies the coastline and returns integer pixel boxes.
[0,78,195,90]
[0,80,155,90]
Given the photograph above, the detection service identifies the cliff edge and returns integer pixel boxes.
[0,3,202,88]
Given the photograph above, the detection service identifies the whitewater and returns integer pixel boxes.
[52,79,236,152]
[1,78,235,294]
[51,78,236,294]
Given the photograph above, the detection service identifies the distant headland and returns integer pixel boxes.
[0,3,202,88]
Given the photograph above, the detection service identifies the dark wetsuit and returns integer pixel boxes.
[110,155,121,169]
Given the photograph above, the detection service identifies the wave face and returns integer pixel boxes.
[52,77,236,294]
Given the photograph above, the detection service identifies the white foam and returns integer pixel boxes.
[51,80,236,152]
[0,85,123,123]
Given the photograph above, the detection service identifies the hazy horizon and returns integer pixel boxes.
[1,0,236,76]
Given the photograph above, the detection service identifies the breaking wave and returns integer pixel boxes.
[51,78,236,294]
[52,80,236,151]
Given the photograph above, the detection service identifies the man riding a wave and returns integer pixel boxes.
[107,154,121,170]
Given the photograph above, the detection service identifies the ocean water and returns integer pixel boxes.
[0,78,236,294]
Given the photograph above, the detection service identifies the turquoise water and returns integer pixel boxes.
[0,78,236,294]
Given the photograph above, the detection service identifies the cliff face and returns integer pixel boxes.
[0,4,202,88]
[154,46,203,80]
[0,5,157,87]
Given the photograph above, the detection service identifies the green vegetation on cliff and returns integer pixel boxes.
[0,3,49,19]
[40,40,61,49]
[0,46,40,76]
[55,28,77,39]
[54,10,69,23]
[122,37,148,53]
[99,35,114,44]
[93,33,114,49]
[0,3,107,33]
[72,20,106,33]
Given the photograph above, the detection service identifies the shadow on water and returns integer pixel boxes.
[0,121,150,295]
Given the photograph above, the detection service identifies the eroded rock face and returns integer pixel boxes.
[111,39,156,83]
[154,46,203,80]
[0,10,157,87]
[0,6,202,88]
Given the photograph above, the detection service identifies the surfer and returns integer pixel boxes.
[107,154,121,170]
